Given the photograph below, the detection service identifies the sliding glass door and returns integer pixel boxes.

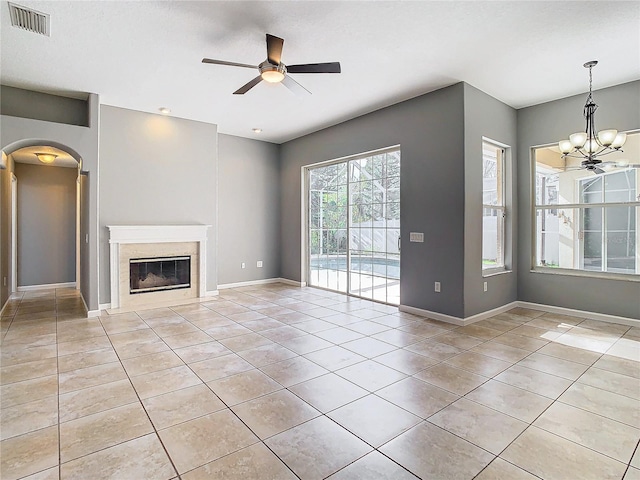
[309,162,349,293]
[308,148,400,305]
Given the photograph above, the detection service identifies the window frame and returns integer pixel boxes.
[482,138,509,276]
[531,134,640,281]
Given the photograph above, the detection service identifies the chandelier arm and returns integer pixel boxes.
[593,148,625,158]
[561,152,590,160]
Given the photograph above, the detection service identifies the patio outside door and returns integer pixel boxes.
[307,148,400,305]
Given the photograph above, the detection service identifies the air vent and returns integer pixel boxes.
[8,2,50,36]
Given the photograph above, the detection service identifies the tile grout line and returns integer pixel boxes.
[100,308,183,479]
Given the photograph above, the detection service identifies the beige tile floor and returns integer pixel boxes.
[1,285,639,480]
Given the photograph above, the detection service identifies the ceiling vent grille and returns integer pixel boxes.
[8,3,50,36]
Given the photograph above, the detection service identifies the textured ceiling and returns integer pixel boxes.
[1,1,639,143]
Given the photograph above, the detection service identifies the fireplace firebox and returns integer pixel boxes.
[129,256,191,294]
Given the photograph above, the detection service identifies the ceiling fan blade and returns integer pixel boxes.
[266,34,284,65]
[233,76,263,95]
[593,168,606,175]
[282,75,311,96]
[202,58,257,69]
[287,62,341,74]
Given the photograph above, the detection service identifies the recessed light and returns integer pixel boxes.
[159,107,171,115]
[252,128,262,133]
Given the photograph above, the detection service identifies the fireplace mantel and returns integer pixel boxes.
[108,225,211,309]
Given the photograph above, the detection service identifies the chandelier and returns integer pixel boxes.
[558,60,627,166]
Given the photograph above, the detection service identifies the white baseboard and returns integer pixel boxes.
[400,300,638,328]
[17,282,76,292]
[465,301,520,325]
[77,292,101,318]
[399,301,518,326]
[517,301,639,327]
[399,305,466,326]
[0,299,10,316]
[205,290,219,297]
[80,294,89,316]
[98,303,111,311]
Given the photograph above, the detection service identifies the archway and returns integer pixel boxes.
[1,140,85,303]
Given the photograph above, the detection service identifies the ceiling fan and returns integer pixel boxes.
[559,159,640,175]
[202,34,341,95]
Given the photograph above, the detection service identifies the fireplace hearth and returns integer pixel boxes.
[130,256,191,294]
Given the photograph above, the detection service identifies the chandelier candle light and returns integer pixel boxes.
[558,61,627,170]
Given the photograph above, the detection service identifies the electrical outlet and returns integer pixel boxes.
[3,277,6,287]
[257,261,263,268]
[241,262,246,269]
[483,281,488,292]
[434,281,441,293]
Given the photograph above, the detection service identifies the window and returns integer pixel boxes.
[533,132,639,277]
[482,140,507,273]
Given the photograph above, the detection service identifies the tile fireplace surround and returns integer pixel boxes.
[108,225,211,310]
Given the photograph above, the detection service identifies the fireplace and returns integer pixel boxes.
[130,256,191,294]
[108,225,211,310]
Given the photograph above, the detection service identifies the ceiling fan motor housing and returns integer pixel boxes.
[259,61,286,82]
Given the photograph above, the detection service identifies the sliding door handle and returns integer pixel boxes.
[398,237,401,252]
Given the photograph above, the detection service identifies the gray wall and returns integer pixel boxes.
[99,106,218,304]
[517,80,640,319]
[463,84,518,317]
[1,92,99,310]
[14,163,76,287]
[0,155,12,306]
[218,134,281,285]
[1,85,89,127]
[280,83,467,317]
[80,172,90,302]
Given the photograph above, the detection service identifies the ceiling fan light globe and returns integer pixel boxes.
[570,132,588,148]
[611,132,627,148]
[261,70,285,83]
[597,129,618,147]
[558,140,573,154]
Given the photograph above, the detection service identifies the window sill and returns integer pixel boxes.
[482,268,512,278]
[530,267,640,283]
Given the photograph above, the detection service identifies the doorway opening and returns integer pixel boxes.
[306,147,400,305]
[4,144,83,295]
